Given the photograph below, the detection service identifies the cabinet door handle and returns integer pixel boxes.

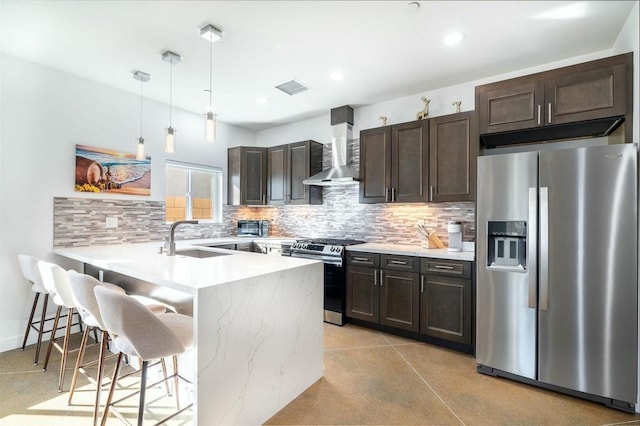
[392,187,396,202]
[379,270,384,286]
[390,260,407,265]
[547,103,552,124]
[374,269,378,286]
[353,256,369,262]
[420,275,424,293]
[434,265,454,270]
[430,185,433,201]
[385,188,390,202]
[537,104,541,125]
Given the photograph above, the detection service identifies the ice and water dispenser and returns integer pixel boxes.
[486,221,527,270]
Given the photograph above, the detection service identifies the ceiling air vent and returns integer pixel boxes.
[275,79,309,96]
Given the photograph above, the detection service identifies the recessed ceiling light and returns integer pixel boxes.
[443,32,465,45]
[256,97,268,104]
[330,71,344,81]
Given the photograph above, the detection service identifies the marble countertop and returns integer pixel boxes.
[53,240,318,295]
[347,242,475,261]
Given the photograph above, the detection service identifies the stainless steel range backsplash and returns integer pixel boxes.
[53,139,474,247]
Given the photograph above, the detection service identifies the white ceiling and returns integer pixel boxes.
[1,1,636,131]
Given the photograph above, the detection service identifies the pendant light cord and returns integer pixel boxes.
[169,61,173,126]
[209,35,213,110]
[139,79,143,137]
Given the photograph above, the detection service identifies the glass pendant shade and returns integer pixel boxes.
[136,137,145,160]
[205,111,216,143]
[162,51,180,154]
[133,70,149,160]
[201,24,221,145]
[165,127,176,154]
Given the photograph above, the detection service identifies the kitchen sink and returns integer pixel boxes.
[175,249,232,258]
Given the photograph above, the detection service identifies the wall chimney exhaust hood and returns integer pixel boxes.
[303,105,359,186]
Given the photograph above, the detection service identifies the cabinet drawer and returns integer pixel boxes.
[347,252,380,268]
[420,259,471,278]
[381,254,418,272]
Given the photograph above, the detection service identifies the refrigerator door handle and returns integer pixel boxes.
[528,187,538,309]
[539,186,549,311]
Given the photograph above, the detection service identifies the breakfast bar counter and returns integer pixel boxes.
[54,241,324,425]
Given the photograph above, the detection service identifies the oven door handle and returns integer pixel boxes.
[290,253,342,266]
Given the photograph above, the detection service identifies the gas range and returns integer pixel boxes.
[290,237,366,326]
[290,238,365,266]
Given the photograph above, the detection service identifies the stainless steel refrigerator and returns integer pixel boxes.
[476,143,638,411]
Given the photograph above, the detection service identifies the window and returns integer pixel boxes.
[165,161,222,223]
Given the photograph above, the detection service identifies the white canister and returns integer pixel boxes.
[447,222,462,252]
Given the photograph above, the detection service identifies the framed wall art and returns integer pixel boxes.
[75,144,151,196]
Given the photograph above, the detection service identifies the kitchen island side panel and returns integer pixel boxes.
[194,262,324,426]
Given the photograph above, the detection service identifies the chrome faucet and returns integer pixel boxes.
[166,220,199,256]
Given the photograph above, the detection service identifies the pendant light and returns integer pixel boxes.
[200,24,222,143]
[133,71,150,161]
[162,51,181,154]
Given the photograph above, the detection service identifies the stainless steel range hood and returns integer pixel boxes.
[303,106,359,186]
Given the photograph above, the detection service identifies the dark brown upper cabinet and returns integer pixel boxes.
[227,146,267,206]
[359,120,429,204]
[476,53,632,148]
[429,111,477,202]
[267,140,322,205]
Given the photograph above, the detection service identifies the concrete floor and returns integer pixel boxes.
[1,323,639,425]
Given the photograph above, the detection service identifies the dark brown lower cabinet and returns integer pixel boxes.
[380,269,419,332]
[419,258,473,348]
[346,252,474,353]
[420,274,471,345]
[345,265,378,323]
[346,253,419,333]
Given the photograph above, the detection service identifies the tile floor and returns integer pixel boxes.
[1,323,639,425]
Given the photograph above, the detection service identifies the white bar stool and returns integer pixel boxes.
[38,260,85,392]
[95,286,193,426]
[18,254,53,365]
[67,271,167,426]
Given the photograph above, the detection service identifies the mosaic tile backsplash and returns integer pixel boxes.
[53,139,475,247]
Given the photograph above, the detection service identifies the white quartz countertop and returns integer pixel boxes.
[53,240,318,295]
[347,243,475,261]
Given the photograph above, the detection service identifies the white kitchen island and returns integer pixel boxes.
[54,241,324,426]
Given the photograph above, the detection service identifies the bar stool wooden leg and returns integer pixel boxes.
[138,360,149,426]
[21,292,40,350]
[101,352,123,426]
[57,307,74,392]
[93,331,109,426]
[173,355,181,409]
[68,326,91,404]
[160,358,172,396]
[43,305,63,371]
[33,293,50,365]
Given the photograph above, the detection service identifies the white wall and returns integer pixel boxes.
[0,54,255,352]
